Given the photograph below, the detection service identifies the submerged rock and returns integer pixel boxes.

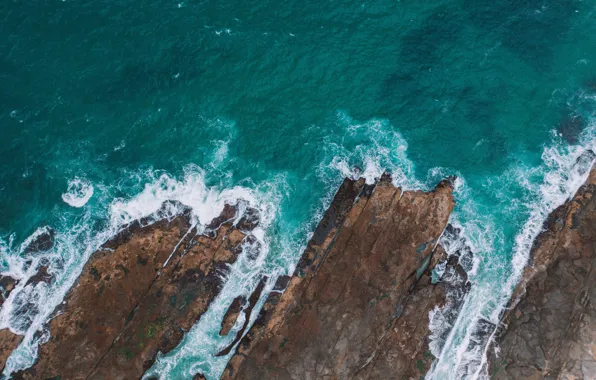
[220,176,458,379]
[488,167,596,379]
[22,227,55,255]
[558,114,585,145]
[0,276,17,308]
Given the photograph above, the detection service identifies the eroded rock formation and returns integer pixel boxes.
[6,165,594,380]
[220,175,461,379]
[8,202,257,380]
[0,329,21,373]
[488,167,596,379]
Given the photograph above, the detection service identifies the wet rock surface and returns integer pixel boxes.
[0,329,22,372]
[22,227,55,255]
[6,202,255,380]
[488,167,596,379]
[6,167,595,379]
[219,296,246,337]
[0,276,17,308]
[221,176,457,380]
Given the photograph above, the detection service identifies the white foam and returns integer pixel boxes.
[319,112,423,189]
[426,121,596,380]
[1,164,279,377]
[113,140,126,151]
[61,178,94,208]
[142,170,290,379]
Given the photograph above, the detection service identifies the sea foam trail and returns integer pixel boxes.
[0,166,276,377]
[426,123,596,380]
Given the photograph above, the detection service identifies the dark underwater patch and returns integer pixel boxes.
[463,0,581,72]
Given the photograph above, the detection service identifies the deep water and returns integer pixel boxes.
[1,0,596,379]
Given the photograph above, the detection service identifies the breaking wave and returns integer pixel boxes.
[0,165,279,377]
[427,120,596,379]
[61,178,94,208]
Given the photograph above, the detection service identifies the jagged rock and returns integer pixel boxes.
[10,203,254,380]
[0,329,22,372]
[220,296,246,336]
[24,266,52,288]
[0,276,17,308]
[217,277,268,357]
[236,206,260,231]
[207,203,237,230]
[220,176,456,379]
[488,167,596,379]
[22,227,55,255]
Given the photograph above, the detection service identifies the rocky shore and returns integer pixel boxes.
[0,167,595,379]
[2,201,260,379]
[220,175,465,379]
[488,167,596,379]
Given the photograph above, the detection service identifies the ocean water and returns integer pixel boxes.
[1,0,596,379]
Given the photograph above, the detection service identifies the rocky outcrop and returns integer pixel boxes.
[220,175,460,379]
[0,276,17,308]
[22,227,55,255]
[0,174,478,380]
[488,167,596,379]
[9,202,256,380]
[0,329,22,372]
[0,269,51,372]
[220,296,246,337]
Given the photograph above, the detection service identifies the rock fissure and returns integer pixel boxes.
[220,176,456,380]
[86,229,195,379]
[2,170,594,380]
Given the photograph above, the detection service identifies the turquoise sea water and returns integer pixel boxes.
[2,0,596,378]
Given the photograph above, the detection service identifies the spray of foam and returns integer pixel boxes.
[146,113,429,379]
[426,122,596,379]
[61,177,94,208]
[0,165,277,377]
[319,112,423,189]
[142,172,288,380]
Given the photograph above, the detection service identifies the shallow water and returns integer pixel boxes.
[1,0,596,378]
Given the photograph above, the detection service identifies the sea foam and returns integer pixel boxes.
[0,165,277,378]
[426,121,596,380]
[61,178,94,208]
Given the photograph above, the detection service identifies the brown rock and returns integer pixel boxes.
[220,296,246,336]
[221,175,456,379]
[488,166,596,379]
[0,329,22,372]
[0,276,17,308]
[24,266,53,287]
[217,277,268,357]
[13,202,252,380]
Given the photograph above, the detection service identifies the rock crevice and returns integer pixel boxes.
[220,176,460,380]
